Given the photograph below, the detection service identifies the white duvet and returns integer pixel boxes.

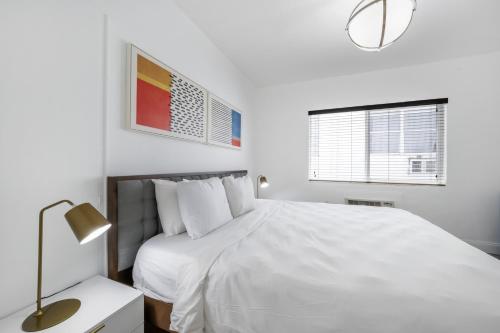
[170,200,500,333]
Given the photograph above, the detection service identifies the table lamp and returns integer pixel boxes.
[22,200,111,332]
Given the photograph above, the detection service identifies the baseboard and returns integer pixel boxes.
[465,239,500,255]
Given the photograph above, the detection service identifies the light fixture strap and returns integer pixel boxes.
[380,0,387,47]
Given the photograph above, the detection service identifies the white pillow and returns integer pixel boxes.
[222,175,256,217]
[176,177,233,239]
[152,179,186,236]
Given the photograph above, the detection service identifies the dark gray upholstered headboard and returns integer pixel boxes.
[107,170,247,284]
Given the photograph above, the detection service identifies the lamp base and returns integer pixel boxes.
[22,298,81,332]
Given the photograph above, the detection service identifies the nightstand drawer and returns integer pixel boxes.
[86,294,144,333]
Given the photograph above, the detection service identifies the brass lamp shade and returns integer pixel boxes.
[65,203,111,244]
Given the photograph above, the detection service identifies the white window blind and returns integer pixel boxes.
[308,99,447,185]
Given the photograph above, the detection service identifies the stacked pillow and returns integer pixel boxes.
[153,175,256,240]
[177,177,233,239]
[222,175,256,217]
[152,179,185,236]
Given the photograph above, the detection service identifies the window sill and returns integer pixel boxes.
[308,179,446,186]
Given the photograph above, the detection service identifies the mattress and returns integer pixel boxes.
[169,200,500,333]
[133,232,198,302]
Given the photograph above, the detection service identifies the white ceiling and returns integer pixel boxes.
[174,0,500,87]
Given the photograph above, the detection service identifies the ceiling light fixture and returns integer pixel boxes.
[346,0,417,51]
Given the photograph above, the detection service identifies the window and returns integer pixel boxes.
[308,99,447,185]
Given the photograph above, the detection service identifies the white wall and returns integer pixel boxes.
[0,0,105,318]
[102,0,256,177]
[254,52,500,253]
[0,0,255,318]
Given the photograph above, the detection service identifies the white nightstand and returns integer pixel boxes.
[0,275,144,333]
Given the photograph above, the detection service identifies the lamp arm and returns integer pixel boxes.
[35,200,74,315]
[256,175,262,199]
[255,175,264,199]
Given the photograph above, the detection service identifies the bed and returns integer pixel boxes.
[107,170,248,332]
[108,170,500,333]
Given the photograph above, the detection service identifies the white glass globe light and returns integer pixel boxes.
[346,0,417,51]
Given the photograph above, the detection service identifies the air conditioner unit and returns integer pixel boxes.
[345,198,395,208]
[409,157,437,174]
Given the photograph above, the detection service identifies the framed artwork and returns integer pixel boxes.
[129,45,207,143]
[207,94,242,149]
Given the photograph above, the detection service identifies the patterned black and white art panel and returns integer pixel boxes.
[208,94,242,149]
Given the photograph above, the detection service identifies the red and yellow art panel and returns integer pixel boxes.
[136,55,172,131]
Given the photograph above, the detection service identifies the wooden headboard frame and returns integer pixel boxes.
[106,170,248,285]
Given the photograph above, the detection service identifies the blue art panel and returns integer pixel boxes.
[231,110,241,147]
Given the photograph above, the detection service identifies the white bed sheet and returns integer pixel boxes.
[133,204,263,303]
[170,199,500,333]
